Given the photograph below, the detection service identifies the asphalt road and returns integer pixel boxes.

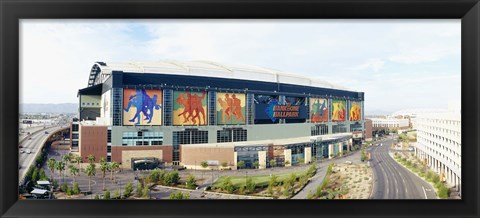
[18,126,64,184]
[370,137,437,199]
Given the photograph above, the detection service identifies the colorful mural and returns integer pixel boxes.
[331,100,346,122]
[349,101,362,121]
[216,93,246,125]
[173,91,207,125]
[123,88,162,126]
[309,98,328,122]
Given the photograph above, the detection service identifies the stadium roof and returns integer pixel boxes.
[89,60,351,91]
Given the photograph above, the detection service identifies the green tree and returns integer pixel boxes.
[66,186,73,196]
[104,190,111,199]
[31,167,39,182]
[169,191,189,199]
[124,181,133,198]
[237,161,245,169]
[74,155,82,176]
[85,163,96,192]
[113,189,120,199]
[269,159,276,168]
[62,154,71,166]
[47,158,56,182]
[253,161,260,169]
[94,194,100,199]
[99,158,108,190]
[163,171,180,186]
[186,174,197,189]
[61,182,68,192]
[110,162,120,183]
[39,168,47,180]
[200,161,209,169]
[87,154,95,164]
[55,161,66,183]
[269,174,278,187]
[69,165,79,183]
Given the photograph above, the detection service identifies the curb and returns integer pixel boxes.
[388,152,439,199]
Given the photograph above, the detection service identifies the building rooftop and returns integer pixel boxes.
[90,60,351,91]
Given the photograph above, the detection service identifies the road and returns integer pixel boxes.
[19,126,65,184]
[370,137,437,199]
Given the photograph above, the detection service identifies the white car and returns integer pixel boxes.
[20,149,24,153]
[26,149,31,154]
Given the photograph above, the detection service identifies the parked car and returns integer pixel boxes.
[20,149,24,153]
[26,149,31,154]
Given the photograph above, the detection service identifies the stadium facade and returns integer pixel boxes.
[71,61,365,169]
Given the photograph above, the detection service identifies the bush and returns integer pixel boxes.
[124,182,133,197]
[136,182,143,197]
[432,175,440,184]
[438,186,450,199]
[245,177,256,193]
[61,182,68,192]
[66,186,73,196]
[307,164,317,177]
[94,194,100,199]
[221,177,235,194]
[163,171,180,186]
[186,174,197,189]
[113,189,120,199]
[142,186,150,198]
[104,190,111,199]
[307,191,313,199]
[169,191,189,199]
[73,182,80,194]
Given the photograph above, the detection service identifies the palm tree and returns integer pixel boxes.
[87,154,95,164]
[74,156,82,176]
[55,161,65,183]
[47,158,56,182]
[69,165,79,183]
[62,154,71,165]
[100,158,108,190]
[110,162,120,183]
[85,163,96,192]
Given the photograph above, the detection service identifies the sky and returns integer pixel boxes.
[20,19,461,115]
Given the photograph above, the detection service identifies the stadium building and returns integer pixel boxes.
[71,61,365,169]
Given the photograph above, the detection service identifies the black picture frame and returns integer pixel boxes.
[1,0,478,218]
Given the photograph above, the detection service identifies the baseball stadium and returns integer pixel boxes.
[72,60,365,170]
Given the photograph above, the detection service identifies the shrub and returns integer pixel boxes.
[163,171,180,186]
[238,185,245,195]
[269,174,278,187]
[142,186,150,198]
[169,191,189,199]
[432,175,440,184]
[61,182,68,192]
[104,190,111,199]
[136,182,143,197]
[307,191,313,199]
[73,182,80,194]
[186,174,197,189]
[307,164,317,177]
[221,177,235,194]
[94,194,100,199]
[66,186,73,196]
[438,186,450,199]
[245,177,256,193]
[124,181,133,197]
[113,189,120,199]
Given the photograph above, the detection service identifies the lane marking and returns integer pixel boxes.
[422,186,428,199]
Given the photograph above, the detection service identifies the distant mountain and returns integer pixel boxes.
[20,103,78,113]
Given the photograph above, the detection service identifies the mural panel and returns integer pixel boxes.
[349,101,362,121]
[123,88,162,126]
[331,99,346,122]
[216,93,246,125]
[309,98,328,122]
[173,91,208,125]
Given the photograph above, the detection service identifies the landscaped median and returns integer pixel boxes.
[306,162,373,199]
[209,163,317,199]
[391,152,449,199]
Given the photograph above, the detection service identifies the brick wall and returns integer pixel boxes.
[79,125,107,163]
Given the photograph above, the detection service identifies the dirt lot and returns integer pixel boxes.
[327,163,373,199]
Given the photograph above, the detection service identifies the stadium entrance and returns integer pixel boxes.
[131,157,160,170]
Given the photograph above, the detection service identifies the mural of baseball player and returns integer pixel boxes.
[123,88,162,125]
[217,92,246,124]
[174,91,207,125]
